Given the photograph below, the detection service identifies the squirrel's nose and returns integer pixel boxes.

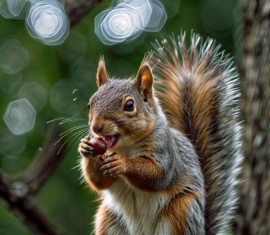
[93,124,103,135]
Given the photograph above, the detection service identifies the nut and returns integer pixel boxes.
[89,137,107,155]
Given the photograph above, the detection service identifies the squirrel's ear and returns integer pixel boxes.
[96,57,108,88]
[136,63,153,101]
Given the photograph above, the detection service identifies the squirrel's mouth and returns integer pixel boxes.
[101,134,119,148]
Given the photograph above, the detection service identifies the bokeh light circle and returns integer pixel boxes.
[117,0,152,28]
[107,10,134,37]
[3,98,36,136]
[144,0,167,32]
[26,0,69,45]
[95,0,167,45]
[0,0,26,19]
[0,39,29,75]
[96,5,143,45]
[7,0,26,17]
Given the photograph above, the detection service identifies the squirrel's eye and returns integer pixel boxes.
[124,99,134,112]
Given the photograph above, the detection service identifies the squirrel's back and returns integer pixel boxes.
[151,33,243,235]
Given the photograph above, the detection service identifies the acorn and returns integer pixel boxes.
[89,137,107,155]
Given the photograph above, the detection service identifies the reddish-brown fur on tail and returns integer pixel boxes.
[151,34,242,234]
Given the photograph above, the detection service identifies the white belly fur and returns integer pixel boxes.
[101,179,171,235]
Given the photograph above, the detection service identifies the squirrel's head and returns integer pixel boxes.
[88,57,156,152]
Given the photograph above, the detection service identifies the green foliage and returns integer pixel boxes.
[0,0,238,234]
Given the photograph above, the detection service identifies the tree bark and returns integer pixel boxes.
[0,171,62,235]
[17,126,66,196]
[0,127,66,235]
[234,0,270,234]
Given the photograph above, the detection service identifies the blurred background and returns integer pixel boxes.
[0,0,241,234]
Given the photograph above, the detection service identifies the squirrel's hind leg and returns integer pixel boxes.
[161,191,205,235]
[94,203,128,235]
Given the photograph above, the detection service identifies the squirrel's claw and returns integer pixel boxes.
[100,155,127,177]
[79,140,97,158]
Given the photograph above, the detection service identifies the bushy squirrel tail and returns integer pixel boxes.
[151,33,243,234]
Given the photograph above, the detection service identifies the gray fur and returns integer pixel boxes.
[99,104,206,234]
[152,33,243,235]
[84,33,242,235]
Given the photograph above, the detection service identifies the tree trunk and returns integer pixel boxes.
[234,0,270,234]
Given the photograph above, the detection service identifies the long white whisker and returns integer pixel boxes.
[47,117,87,125]
[56,128,88,155]
[56,132,79,155]
[59,125,88,137]
[54,125,88,146]
[67,129,88,148]
[59,118,87,125]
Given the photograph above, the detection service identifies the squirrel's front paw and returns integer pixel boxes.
[79,137,96,158]
[100,154,128,177]
[79,136,107,158]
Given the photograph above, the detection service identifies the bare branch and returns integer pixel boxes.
[65,0,103,26]
[0,126,66,234]
[0,171,62,235]
[18,126,66,195]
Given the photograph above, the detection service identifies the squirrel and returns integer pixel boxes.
[78,33,243,235]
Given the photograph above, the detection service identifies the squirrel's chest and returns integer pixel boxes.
[101,179,171,235]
